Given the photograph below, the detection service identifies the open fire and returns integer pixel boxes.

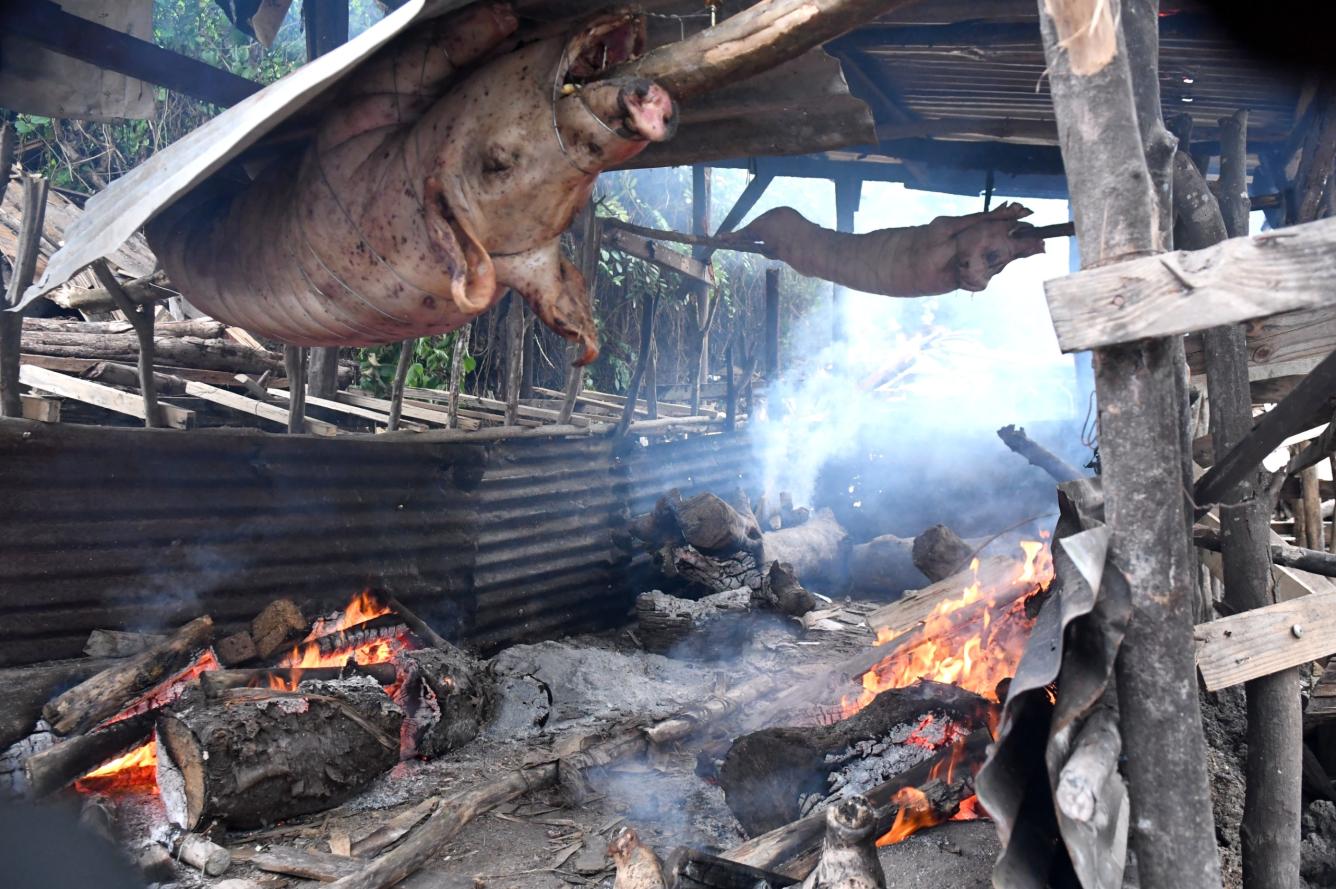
[69,591,418,796]
[842,539,1054,845]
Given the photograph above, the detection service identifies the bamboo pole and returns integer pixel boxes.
[386,339,416,432]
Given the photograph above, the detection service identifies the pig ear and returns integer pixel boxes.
[494,246,599,365]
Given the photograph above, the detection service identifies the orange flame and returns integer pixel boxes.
[840,543,1052,719]
[275,590,408,693]
[74,739,158,795]
[879,787,938,846]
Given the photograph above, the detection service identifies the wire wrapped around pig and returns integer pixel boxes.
[146,5,677,365]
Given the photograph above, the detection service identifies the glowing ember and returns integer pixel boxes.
[74,739,158,795]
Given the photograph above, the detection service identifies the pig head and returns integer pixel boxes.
[146,5,676,364]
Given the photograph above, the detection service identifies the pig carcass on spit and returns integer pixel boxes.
[146,5,677,364]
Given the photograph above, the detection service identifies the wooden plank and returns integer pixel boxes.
[867,555,1017,636]
[601,225,715,285]
[0,1,262,108]
[20,394,60,423]
[403,388,559,427]
[1196,511,1336,602]
[1185,305,1336,378]
[20,353,252,387]
[1045,216,1336,352]
[336,392,484,430]
[1195,349,1336,509]
[20,365,194,429]
[533,385,717,419]
[1195,589,1336,691]
[265,388,425,432]
[1308,659,1336,722]
[181,380,338,436]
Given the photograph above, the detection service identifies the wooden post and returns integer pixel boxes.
[446,323,470,429]
[386,339,416,432]
[92,261,161,427]
[304,0,348,398]
[1195,109,1303,889]
[503,294,524,426]
[2,172,48,419]
[283,345,307,433]
[1301,465,1323,550]
[559,204,598,425]
[764,268,780,380]
[692,165,712,400]
[617,290,658,437]
[724,337,737,432]
[1038,4,1223,889]
[832,179,860,343]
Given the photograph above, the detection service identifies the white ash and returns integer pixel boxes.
[800,717,956,816]
[0,720,54,798]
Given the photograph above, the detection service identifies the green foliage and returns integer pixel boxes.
[356,333,473,396]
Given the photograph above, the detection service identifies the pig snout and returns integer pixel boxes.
[617,79,677,142]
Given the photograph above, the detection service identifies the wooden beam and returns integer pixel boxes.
[601,226,714,285]
[1309,659,1336,722]
[181,379,337,436]
[874,117,1060,144]
[1195,348,1336,509]
[20,354,248,388]
[1047,216,1336,352]
[20,365,194,429]
[20,394,59,423]
[0,1,262,108]
[698,172,774,263]
[1195,589,1336,691]
[264,388,424,431]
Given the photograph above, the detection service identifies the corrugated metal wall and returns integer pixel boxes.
[0,419,753,667]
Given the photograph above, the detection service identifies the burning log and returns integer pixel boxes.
[198,663,397,695]
[155,678,402,829]
[800,796,885,889]
[724,730,989,878]
[23,709,157,797]
[398,645,493,757]
[717,680,993,835]
[43,616,214,736]
[911,524,973,583]
[0,656,122,748]
[762,509,848,588]
[314,614,409,656]
[214,631,259,667]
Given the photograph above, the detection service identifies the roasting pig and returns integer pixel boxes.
[146,4,677,364]
[728,201,1045,297]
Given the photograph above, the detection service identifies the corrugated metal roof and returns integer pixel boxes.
[0,419,753,666]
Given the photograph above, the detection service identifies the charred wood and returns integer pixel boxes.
[0,656,123,748]
[214,631,259,667]
[848,534,926,599]
[1193,530,1336,577]
[251,598,309,661]
[252,845,360,881]
[910,524,973,582]
[43,615,214,736]
[635,589,753,659]
[83,629,167,659]
[399,645,492,757]
[672,492,765,556]
[315,614,408,656]
[381,594,452,650]
[665,846,798,888]
[136,844,177,883]
[23,709,157,798]
[718,681,993,835]
[996,424,1083,483]
[762,561,817,616]
[156,679,402,829]
[800,796,885,889]
[647,672,791,746]
[669,546,764,598]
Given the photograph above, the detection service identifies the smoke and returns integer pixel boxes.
[719,177,1089,539]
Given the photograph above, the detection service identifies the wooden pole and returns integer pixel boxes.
[832,179,860,343]
[447,323,470,429]
[303,0,349,398]
[559,205,597,425]
[386,339,416,432]
[764,268,780,380]
[283,345,307,433]
[503,294,523,426]
[2,173,48,419]
[1197,109,1302,889]
[617,289,659,437]
[1038,4,1222,889]
[692,165,712,398]
[92,261,161,428]
[724,337,737,432]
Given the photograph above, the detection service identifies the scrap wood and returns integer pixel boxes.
[252,845,361,881]
[350,797,439,857]
[867,555,1020,636]
[1310,659,1336,722]
[1195,588,1336,690]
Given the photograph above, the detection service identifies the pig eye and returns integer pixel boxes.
[984,249,1001,267]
